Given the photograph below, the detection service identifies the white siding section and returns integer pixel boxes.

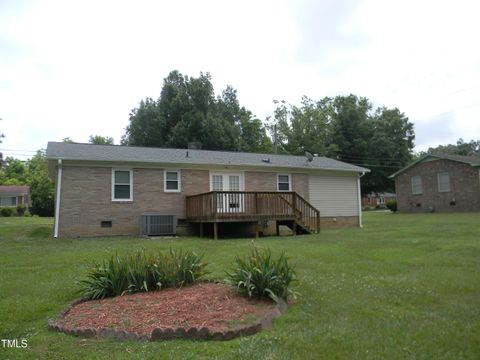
[308,175,359,217]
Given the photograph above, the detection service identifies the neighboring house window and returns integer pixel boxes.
[164,170,181,192]
[437,172,450,192]
[411,176,422,195]
[0,197,17,207]
[112,169,133,201]
[277,174,291,191]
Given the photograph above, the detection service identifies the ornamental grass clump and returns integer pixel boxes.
[225,247,296,303]
[80,249,208,300]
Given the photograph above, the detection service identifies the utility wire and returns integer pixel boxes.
[346,162,404,169]
[0,148,38,152]
[449,83,480,95]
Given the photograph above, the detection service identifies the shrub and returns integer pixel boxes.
[16,204,27,216]
[0,207,14,217]
[386,199,398,213]
[225,247,296,302]
[80,249,208,300]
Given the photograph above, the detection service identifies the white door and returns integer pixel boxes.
[211,173,243,213]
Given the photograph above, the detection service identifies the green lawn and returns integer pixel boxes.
[0,212,479,359]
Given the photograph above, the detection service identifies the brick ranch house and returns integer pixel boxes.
[46,142,369,238]
[0,185,30,208]
[390,153,480,213]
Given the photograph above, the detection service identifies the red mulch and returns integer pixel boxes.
[57,282,275,337]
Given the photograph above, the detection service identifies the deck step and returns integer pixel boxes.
[277,219,314,235]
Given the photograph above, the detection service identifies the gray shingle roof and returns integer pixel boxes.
[390,153,480,178]
[46,142,369,173]
[430,153,480,166]
[0,185,30,195]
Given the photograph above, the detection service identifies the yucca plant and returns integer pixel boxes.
[225,247,296,302]
[79,249,208,300]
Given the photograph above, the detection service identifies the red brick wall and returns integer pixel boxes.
[57,166,209,237]
[394,159,480,213]
[56,165,359,237]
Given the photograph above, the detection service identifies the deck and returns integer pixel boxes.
[186,191,320,239]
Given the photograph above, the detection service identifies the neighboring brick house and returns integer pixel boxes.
[46,142,369,238]
[390,153,480,213]
[0,185,30,207]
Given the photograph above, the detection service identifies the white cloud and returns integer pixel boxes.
[1,0,479,159]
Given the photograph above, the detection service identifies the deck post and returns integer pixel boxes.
[213,222,218,240]
[212,191,217,220]
[316,211,320,233]
[292,192,297,218]
[292,220,297,236]
[255,222,260,239]
[199,223,204,237]
[276,221,280,236]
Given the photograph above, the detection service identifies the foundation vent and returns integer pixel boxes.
[140,215,177,236]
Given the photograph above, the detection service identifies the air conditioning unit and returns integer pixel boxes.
[140,214,177,236]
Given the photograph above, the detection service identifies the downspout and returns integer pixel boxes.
[357,172,366,228]
[54,159,62,238]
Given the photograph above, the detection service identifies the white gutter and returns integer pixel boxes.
[54,159,62,238]
[357,172,366,228]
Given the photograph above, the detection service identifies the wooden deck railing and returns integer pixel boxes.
[186,191,320,233]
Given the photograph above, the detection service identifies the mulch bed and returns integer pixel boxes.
[50,282,285,341]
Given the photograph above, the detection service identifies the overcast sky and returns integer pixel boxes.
[1,0,479,160]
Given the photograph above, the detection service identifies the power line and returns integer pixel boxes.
[0,148,38,152]
[336,154,407,164]
[449,83,480,95]
[346,162,404,169]
[415,100,480,122]
[338,154,406,162]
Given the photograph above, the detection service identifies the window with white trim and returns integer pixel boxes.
[277,174,291,191]
[164,170,181,192]
[411,176,422,195]
[112,169,133,201]
[437,172,450,192]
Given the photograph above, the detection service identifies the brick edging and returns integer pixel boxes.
[48,285,288,341]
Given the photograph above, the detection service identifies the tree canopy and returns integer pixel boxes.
[0,151,54,216]
[270,94,415,193]
[122,70,273,152]
[89,135,114,145]
[424,138,480,156]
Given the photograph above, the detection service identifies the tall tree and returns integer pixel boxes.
[121,98,163,146]
[27,151,54,217]
[269,94,415,193]
[0,157,28,185]
[329,95,372,161]
[362,107,414,192]
[269,97,332,156]
[122,70,272,152]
